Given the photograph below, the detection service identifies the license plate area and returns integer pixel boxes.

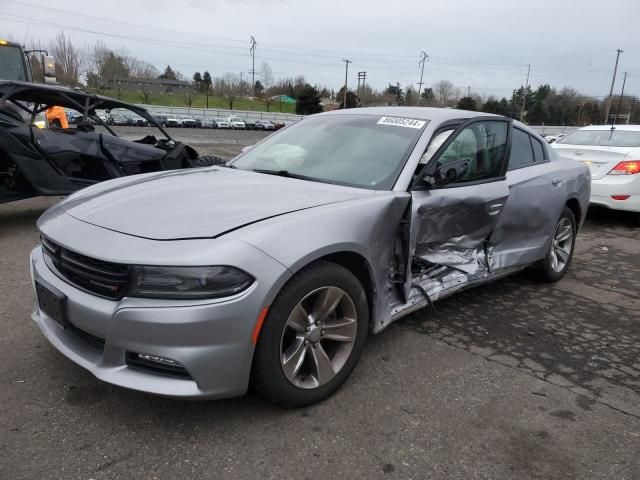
[36,280,68,328]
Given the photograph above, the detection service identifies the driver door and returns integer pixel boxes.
[404,117,512,300]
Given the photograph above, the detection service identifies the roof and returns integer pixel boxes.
[572,124,640,131]
[317,106,497,122]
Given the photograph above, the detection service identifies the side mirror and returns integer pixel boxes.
[434,158,470,186]
[43,56,56,84]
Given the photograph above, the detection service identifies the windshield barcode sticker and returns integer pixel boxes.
[377,117,426,129]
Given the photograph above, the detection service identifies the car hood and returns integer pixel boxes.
[62,167,374,240]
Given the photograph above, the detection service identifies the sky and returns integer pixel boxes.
[1,0,639,99]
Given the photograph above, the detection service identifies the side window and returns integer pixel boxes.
[432,120,508,185]
[508,129,535,171]
[531,136,546,162]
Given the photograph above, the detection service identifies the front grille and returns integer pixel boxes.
[41,236,129,299]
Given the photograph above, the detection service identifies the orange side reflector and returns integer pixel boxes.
[251,306,270,345]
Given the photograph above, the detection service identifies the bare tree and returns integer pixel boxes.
[49,31,84,86]
[220,72,240,109]
[434,80,455,106]
[259,62,274,89]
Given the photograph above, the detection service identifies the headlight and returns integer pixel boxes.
[128,266,254,299]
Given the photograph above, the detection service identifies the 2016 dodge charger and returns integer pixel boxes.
[29,107,590,407]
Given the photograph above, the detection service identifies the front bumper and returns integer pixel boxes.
[590,175,640,212]
[29,244,288,399]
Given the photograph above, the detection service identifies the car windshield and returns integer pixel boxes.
[0,45,28,81]
[557,129,640,147]
[231,114,427,189]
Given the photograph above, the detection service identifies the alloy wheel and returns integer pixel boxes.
[550,217,573,272]
[280,286,358,389]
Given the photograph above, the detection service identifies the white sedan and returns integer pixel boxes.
[552,125,640,222]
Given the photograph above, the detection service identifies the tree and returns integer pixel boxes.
[456,96,477,111]
[193,72,203,91]
[405,86,417,106]
[385,83,404,105]
[49,31,84,86]
[254,80,264,97]
[336,87,359,108]
[421,87,435,103]
[296,84,323,115]
[139,89,154,104]
[259,62,274,89]
[434,80,455,106]
[159,65,178,80]
[203,71,212,91]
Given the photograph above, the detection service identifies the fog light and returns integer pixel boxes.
[137,353,183,367]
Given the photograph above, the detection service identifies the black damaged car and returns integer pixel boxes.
[0,81,223,203]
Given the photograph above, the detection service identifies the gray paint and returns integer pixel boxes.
[31,106,590,398]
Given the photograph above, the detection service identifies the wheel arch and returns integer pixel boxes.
[565,197,582,228]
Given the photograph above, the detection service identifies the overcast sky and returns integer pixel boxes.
[1,0,639,98]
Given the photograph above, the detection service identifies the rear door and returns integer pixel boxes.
[488,129,566,269]
[404,117,512,299]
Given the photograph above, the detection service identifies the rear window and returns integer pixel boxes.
[557,129,640,147]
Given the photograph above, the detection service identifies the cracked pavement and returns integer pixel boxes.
[1,197,638,479]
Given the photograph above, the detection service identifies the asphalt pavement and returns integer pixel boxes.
[1,132,639,479]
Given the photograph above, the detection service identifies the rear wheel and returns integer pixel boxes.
[530,207,576,282]
[252,261,369,408]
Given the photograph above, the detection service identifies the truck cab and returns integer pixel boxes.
[0,39,55,83]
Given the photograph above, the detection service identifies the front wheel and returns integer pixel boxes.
[252,261,369,408]
[530,207,576,282]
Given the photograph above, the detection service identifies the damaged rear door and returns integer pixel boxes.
[404,117,512,300]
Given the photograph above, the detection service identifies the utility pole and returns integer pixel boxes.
[240,72,244,97]
[342,59,352,108]
[520,64,531,122]
[467,86,471,97]
[613,71,627,126]
[417,51,428,106]
[604,48,624,124]
[629,96,636,124]
[249,36,257,96]
[357,71,367,105]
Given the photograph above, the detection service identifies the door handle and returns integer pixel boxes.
[552,177,562,186]
[488,203,503,215]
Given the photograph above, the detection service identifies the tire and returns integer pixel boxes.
[252,261,369,408]
[191,155,226,167]
[530,207,577,282]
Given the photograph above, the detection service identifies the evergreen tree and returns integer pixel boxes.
[296,84,323,115]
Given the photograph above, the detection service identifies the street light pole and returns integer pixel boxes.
[342,59,352,109]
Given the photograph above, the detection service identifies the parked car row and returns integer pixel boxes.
[150,113,295,130]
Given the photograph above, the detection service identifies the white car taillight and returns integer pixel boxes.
[608,160,640,175]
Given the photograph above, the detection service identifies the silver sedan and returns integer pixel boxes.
[30,107,590,407]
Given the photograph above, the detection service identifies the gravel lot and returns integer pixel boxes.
[1,138,639,479]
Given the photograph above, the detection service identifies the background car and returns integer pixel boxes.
[180,115,197,128]
[244,118,257,130]
[30,107,589,407]
[255,120,275,131]
[213,117,230,129]
[552,125,640,223]
[226,116,246,129]
[109,114,129,126]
